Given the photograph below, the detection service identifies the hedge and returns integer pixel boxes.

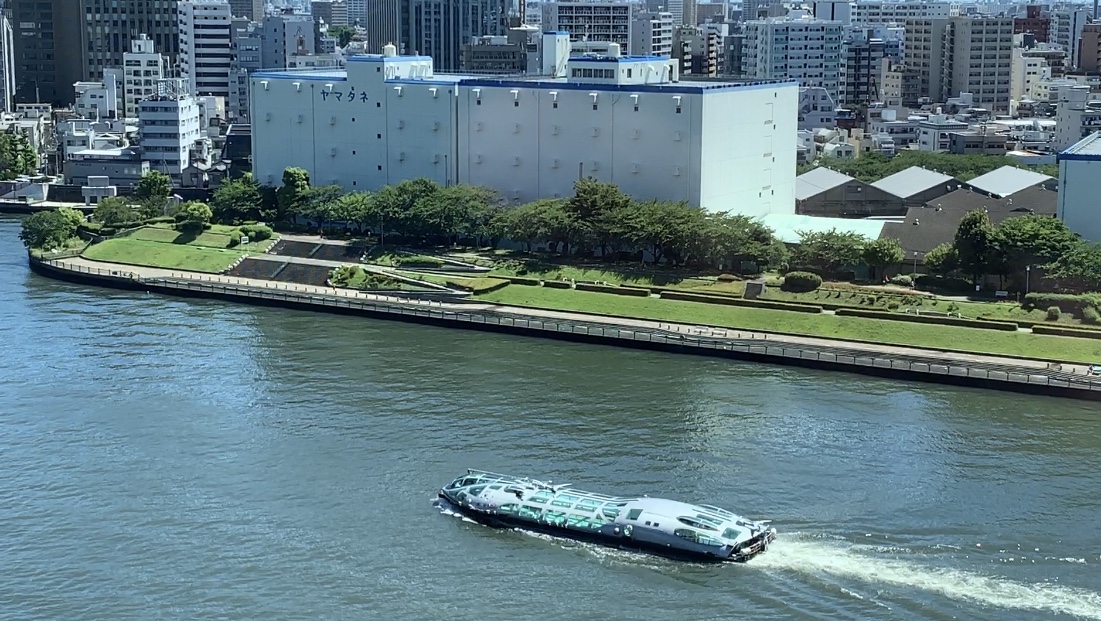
[916,275,974,294]
[1023,292,1101,316]
[835,307,1019,331]
[660,291,823,313]
[543,280,573,289]
[492,275,541,286]
[575,282,651,297]
[1031,325,1101,340]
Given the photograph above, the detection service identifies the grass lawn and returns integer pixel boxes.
[135,224,277,253]
[83,238,245,273]
[476,285,1101,363]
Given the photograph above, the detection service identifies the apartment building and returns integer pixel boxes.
[229,0,264,20]
[1013,5,1049,43]
[542,2,635,48]
[673,25,720,76]
[1010,47,1047,105]
[139,79,201,180]
[1054,86,1101,151]
[80,1,181,83]
[122,35,167,120]
[1052,8,1089,69]
[179,0,234,99]
[312,1,350,27]
[260,13,318,69]
[840,27,885,106]
[631,11,675,57]
[741,14,845,102]
[851,0,952,26]
[943,17,1013,113]
[1079,23,1101,73]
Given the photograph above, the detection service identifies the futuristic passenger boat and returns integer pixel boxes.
[438,469,777,562]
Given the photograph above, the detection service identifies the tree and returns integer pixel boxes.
[954,209,994,283]
[923,242,959,276]
[416,184,496,243]
[301,184,343,231]
[565,179,633,256]
[493,200,560,252]
[792,229,867,275]
[991,215,1079,284]
[1048,242,1101,291]
[19,209,79,249]
[276,167,310,222]
[135,170,171,203]
[862,237,905,280]
[327,25,356,47]
[0,131,39,180]
[623,200,702,265]
[332,191,375,233]
[56,206,86,233]
[370,177,441,239]
[94,197,134,227]
[176,201,212,232]
[210,173,262,224]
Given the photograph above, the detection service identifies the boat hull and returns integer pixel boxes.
[438,494,773,563]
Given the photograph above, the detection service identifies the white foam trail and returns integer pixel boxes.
[754,536,1101,620]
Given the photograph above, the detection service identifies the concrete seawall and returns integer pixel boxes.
[29,256,1101,401]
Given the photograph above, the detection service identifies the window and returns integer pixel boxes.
[527,491,553,504]
[469,486,485,496]
[721,528,742,540]
[551,494,579,508]
[514,101,519,107]
[499,503,519,515]
[575,499,601,513]
[518,505,542,520]
[602,507,621,520]
[544,511,568,526]
[567,514,594,529]
[627,509,643,521]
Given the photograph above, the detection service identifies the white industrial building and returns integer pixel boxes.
[250,40,798,215]
[1058,131,1101,242]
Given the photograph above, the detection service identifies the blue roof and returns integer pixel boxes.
[348,55,433,63]
[251,70,348,81]
[1059,131,1101,161]
[459,77,797,95]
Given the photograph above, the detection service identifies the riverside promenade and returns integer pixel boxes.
[31,255,1101,400]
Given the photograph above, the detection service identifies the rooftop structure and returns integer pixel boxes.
[794,167,853,201]
[870,166,956,201]
[1057,131,1101,242]
[964,165,1054,198]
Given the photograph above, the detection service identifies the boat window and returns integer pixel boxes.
[694,514,725,527]
[602,507,621,520]
[722,528,743,540]
[461,477,479,487]
[674,528,699,543]
[518,505,543,520]
[527,491,553,504]
[589,513,607,528]
[627,509,643,521]
[698,535,724,547]
[499,503,519,515]
[576,499,601,512]
[469,486,486,496]
[678,517,718,531]
[544,511,568,527]
[489,485,503,490]
[448,478,465,489]
[566,513,593,529]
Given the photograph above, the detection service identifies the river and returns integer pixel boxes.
[1,217,1099,620]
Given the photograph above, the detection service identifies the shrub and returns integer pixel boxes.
[575,283,650,297]
[915,274,974,294]
[888,274,913,287]
[226,236,240,248]
[887,302,900,310]
[1046,306,1061,321]
[835,308,1018,331]
[661,291,822,313]
[543,280,573,289]
[717,273,739,282]
[780,271,822,292]
[238,224,273,242]
[1084,306,1101,325]
[1032,325,1101,339]
[1023,293,1101,317]
[494,275,540,286]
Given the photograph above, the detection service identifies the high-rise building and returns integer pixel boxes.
[1014,5,1050,43]
[943,17,1013,113]
[405,0,509,72]
[363,0,401,52]
[179,0,234,99]
[9,0,84,105]
[630,11,674,57]
[122,35,167,119]
[80,1,181,82]
[312,1,350,27]
[229,18,262,122]
[672,25,719,76]
[903,18,949,102]
[0,12,14,113]
[139,78,201,180]
[646,0,698,26]
[229,0,264,20]
[542,2,635,48]
[1079,23,1101,73]
[741,15,845,102]
[839,27,885,106]
[850,0,952,25]
[1052,8,1090,69]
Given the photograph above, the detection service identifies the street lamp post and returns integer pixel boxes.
[1026,264,1031,294]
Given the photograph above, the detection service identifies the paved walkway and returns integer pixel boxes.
[55,256,1092,375]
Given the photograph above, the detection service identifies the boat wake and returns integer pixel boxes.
[753,533,1101,620]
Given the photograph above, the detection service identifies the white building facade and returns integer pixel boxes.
[123,35,167,120]
[250,47,798,215]
[1058,131,1101,242]
[850,0,953,25]
[542,2,635,48]
[0,13,13,114]
[139,79,202,180]
[179,0,234,99]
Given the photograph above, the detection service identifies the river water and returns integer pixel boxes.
[1,217,1100,620]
